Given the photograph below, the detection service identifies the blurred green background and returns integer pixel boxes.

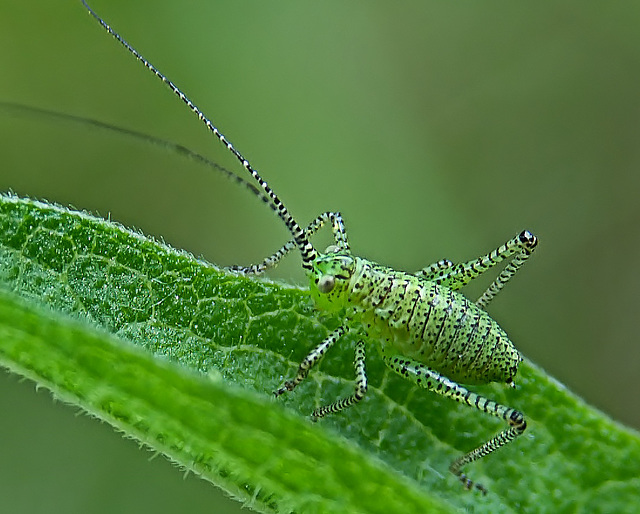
[1,1,639,512]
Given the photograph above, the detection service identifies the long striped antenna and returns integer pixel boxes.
[81,0,318,269]
[0,101,271,205]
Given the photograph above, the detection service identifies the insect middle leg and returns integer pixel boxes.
[227,211,349,275]
[416,230,538,309]
[382,349,526,494]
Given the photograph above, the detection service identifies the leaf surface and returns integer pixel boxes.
[1,194,638,513]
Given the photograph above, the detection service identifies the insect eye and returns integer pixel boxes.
[317,275,336,293]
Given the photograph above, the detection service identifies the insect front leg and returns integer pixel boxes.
[417,230,538,310]
[311,339,367,420]
[382,349,526,494]
[227,211,348,275]
[275,326,368,420]
[274,324,348,396]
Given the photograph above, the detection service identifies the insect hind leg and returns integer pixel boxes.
[449,410,525,494]
[415,258,454,280]
[474,230,537,309]
[382,349,526,494]
[417,230,538,310]
[227,211,349,275]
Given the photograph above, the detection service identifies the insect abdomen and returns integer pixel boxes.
[350,258,520,385]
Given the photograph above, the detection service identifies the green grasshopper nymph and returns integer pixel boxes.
[82,0,538,494]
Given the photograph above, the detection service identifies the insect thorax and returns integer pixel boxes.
[309,252,521,386]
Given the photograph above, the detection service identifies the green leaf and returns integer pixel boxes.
[1,193,639,513]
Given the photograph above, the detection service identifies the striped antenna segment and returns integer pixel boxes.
[81,0,317,269]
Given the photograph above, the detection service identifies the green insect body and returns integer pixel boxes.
[315,253,521,385]
[82,0,538,494]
